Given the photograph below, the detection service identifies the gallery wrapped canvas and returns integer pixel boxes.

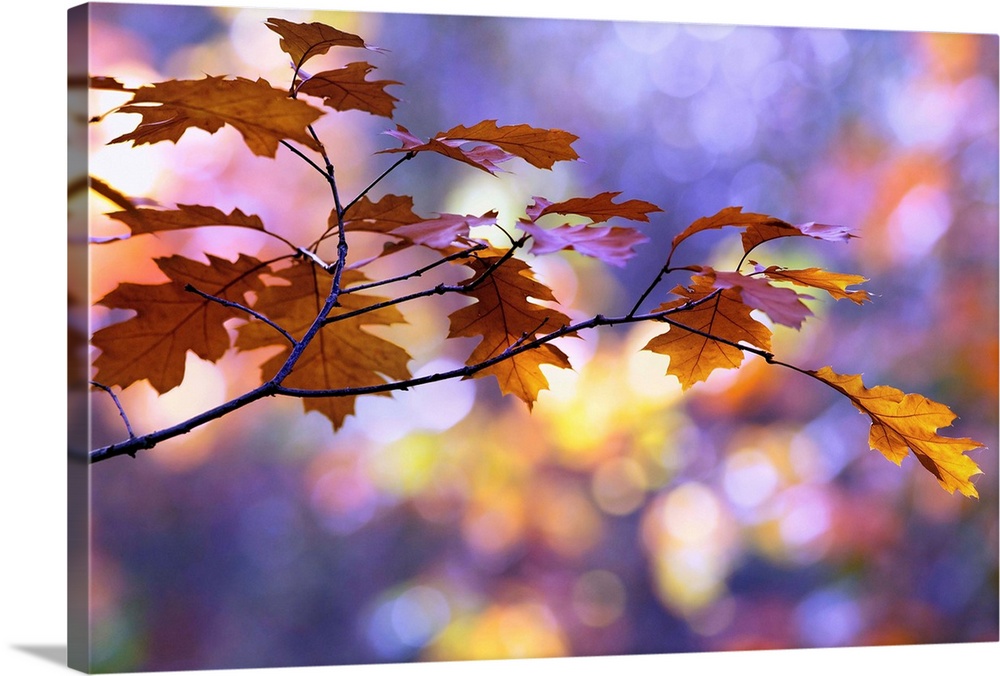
[67,2,998,673]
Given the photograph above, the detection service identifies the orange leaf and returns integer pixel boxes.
[297,62,401,118]
[89,75,130,91]
[448,253,573,407]
[518,192,660,266]
[643,277,771,389]
[106,204,266,238]
[758,265,871,304]
[342,194,422,234]
[236,262,411,428]
[381,121,579,173]
[265,18,380,70]
[88,176,158,213]
[440,120,580,170]
[672,206,854,254]
[525,192,662,224]
[108,76,323,157]
[810,367,984,498]
[92,254,267,393]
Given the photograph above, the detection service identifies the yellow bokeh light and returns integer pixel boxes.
[429,601,567,660]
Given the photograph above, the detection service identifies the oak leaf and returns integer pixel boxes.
[381,120,579,173]
[448,253,573,407]
[810,367,984,498]
[297,62,400,117]
[109,76,323,157]
[643,276,772,389]
[521,222,649,267]
[236,262,412,428]
[700,267,814,329]
[672,206,855,255]
[342,194,422,235]
[106,204,266,238]
[390,211,498,250]
[519,193,660,266]
[525,192,662,224]
[89,76,130,91]
[92,254,267,393]
[88,176,159,212]
[265,18,381,71]
[757,265,871,304]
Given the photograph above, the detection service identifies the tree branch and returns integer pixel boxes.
[321,238,526,327]
[312,151,418,250]
[89,300,775,463]
[340,242,487,295]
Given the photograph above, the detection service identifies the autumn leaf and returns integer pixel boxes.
[441,121,580,169]
[297,62,400,117]
[108,76,323,157]
[105,204,266,239]
[236,261,412,428]
[87,176,158,213]
[643,276,771,389]
[390,212,498,250]
[337,197,494,263]
[265,17,382,71]
[672,206,855,255]
[809,366,984,498]
[524,192,662,224]
[757,265,871,304]
[700,267,814,328]
[342,194,422,235]
[381,120,579,173]
[518,193,659,266]
[742,219,855,253]
[89,75,130,91]
[92,254,267,393]
[521,222,649,267]
[448,253,573,407]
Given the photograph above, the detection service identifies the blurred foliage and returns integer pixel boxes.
[81,4,997,672]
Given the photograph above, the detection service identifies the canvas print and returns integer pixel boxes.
[68,3,998,673]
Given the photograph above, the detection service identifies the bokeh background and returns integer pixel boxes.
[74,3,997,672]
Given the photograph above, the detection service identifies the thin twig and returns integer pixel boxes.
[341,152,416,218]
[184,284,297,346]
[296,247,336,272]
[322,239,525,326]
[280,139,328,179]
[340,243,487,294]
[90,381,136,440]
[313,151,418,250]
